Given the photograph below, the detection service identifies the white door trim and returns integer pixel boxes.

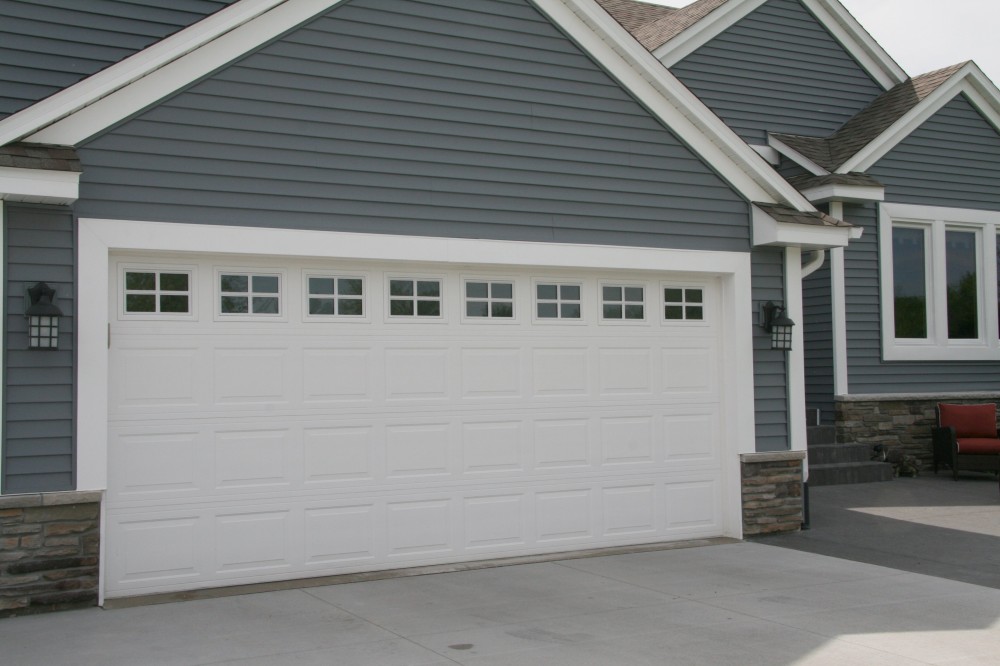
[78,218,756,542]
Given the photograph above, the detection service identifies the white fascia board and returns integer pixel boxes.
[750,144,781,165]
[0,167,79,204]
[547,0,815,210]
[799,183,885,204]
[25,0,344,146]
[841,65,1000,173]
[652,0,767,66]
[752,205,851,250]
[0,0,287,147]
[767,135,830,176]
[801,0,906,90]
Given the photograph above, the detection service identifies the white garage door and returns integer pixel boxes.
[104,252,726,597]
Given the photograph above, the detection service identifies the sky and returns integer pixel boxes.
[645,0,1000,83]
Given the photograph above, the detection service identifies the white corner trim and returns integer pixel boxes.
[767,135,831,177]
[25,0,345,146]
[0,167,79,204]
[840,65,1000,173]
[801,0,906,90]
[0,0,288,146]
[651,0,768,66]
[547,0,815,210]
[76,218,758,529]
[785,246,807,457]
[827,203,849,396]
[752,205,852,250]
[798,183,885,205]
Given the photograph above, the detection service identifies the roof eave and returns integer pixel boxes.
[798,183,885,204]
[752,205,854,250]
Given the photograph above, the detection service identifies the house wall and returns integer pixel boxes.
[752,247,788,451]
[0,0,237,119]
[803,260,834,423]
[846,94,1000,394]
[668,0,884,145]
[75,0,752,253]
[2,205,76,495]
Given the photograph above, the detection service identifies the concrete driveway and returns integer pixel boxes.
[3,474,999,665]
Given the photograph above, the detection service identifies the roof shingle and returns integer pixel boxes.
[596,0,732,52]
[0,143,81,172]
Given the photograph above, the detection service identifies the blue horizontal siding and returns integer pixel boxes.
[752,247,789,451]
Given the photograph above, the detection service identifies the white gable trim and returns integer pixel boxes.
[549,0,814,209]
[840,64,1000,173]
[22,0,346,146]
[652,0,904,91]
[0,167,79,205]
[0,0,289,147]
[767,135,830,176]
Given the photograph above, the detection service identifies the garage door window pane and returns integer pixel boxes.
[308,275,365,317]
[124,269,193,315]
[390,278,441,318]
[664,287,704,321]
[602,284,644,321]
[220,273,281,316]
[466,281,514,319]
[537,282,581,319]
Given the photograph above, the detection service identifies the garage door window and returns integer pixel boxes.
[465,281,514,319]
[536,283,581,320]
[389,278,442,317]
[663,287,704,321]
[220,273,281,315]
[602,284,645,321]
[123,269,192,315]
[307,275,365,317]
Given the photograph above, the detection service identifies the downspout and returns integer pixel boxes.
[801,250,825,278]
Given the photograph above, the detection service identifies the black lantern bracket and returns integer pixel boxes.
[25,282,63,350]
[760,300,795,351]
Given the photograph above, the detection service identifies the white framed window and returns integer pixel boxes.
[880,203,1000,361]
[463,279,515,320]
[119,264,195,319]
[217,270,283,317]
[600,283,645,321]
[305,273,365,319]
[662,285,705,322]
[534,281,581,320]
[387,276,443,318]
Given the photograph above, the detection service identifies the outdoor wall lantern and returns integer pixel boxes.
[760,301,795,351]
[25,282,63,350]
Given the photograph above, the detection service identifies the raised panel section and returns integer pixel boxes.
[663,347,714,395]
[215,429,290,489]
[114,431,200,497]
[213,348,288,404]
[461,348,521,398]
[385,348,449,400]
[114,348,199,409]
[304,504,376,564]
[462,421,523,474]
[464,495,525,549]
[536,489,592,543]
[600,416,654,465]
[534,419,589,469]
[603,485,656,536]
[664,413,719,462]
[598,348,652,395]
[386,424,451,478]
[665,480,718,529]
[386,500,452,556]
[113,516,200,583]
[303,426,373,483]
[302,349,372,402]
[532,348,588,396]
[215,511,291,572]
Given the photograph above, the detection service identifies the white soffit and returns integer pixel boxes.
[550,0,815,210]
[751,205,854,250]
[0,167,79,205]
[840,64,1000,173]
[21,0,346,146]
[798,183,885,204]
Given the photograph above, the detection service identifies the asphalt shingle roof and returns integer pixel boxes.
[0,143,81,172]
[786,173,884,191]
[771,62,968,171]
[754,202,853,228]
[596,0,731,51]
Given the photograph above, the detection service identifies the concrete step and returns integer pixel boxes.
[808,461,895,487]
[806,425,836,446]
[808,443,872,466]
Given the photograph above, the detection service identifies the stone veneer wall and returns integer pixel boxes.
[835,393,1000,467]
[0,491,101,617]
[740,451,805,536]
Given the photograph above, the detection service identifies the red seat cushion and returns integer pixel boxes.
[939,403,998,438]
[955,438,1000,455]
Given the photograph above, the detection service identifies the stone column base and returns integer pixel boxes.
[740,451,805,536]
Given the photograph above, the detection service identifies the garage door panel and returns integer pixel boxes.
[106,255,728,597]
